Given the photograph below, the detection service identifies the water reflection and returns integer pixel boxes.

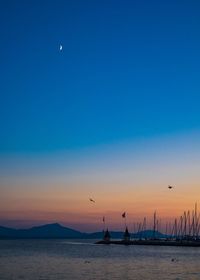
[0,240,200,280]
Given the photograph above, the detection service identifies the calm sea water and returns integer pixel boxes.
[0,239,200,280]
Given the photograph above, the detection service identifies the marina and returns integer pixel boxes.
[97,204,200,247]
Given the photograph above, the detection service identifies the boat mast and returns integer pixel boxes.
[153,211,156,239]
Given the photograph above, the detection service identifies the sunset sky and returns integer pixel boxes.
[1,0,200,232]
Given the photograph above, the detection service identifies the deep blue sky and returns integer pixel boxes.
[1,0,200,153]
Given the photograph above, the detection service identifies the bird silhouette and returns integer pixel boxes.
[89,198,95,203]
[168,185,174,189]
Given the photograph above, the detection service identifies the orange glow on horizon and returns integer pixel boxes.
[1,180,200,231]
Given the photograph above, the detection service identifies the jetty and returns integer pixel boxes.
[96,239,200,247]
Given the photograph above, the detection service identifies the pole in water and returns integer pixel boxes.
[153,211,156,239]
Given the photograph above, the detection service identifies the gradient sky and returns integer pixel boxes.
[1,0,200,232]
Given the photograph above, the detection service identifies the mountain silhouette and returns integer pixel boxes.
[0,226,17,238]
[0,223,86,239]
[0,223,166,239]
[89,230,166,239]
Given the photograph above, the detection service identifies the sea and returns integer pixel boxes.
[0,239,200,280]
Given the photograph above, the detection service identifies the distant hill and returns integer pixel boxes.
[90,230,167,239]
[0,226,18,238]
[0,223,87,239]
[132,230,167,239]
[0,223,167,239]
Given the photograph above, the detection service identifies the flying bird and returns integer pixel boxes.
[59,45,63,51]
[122,212,126,218]
[168,185,175,189]
[89,198,95,203]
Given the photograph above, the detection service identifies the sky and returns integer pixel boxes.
[0,0,200,232]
